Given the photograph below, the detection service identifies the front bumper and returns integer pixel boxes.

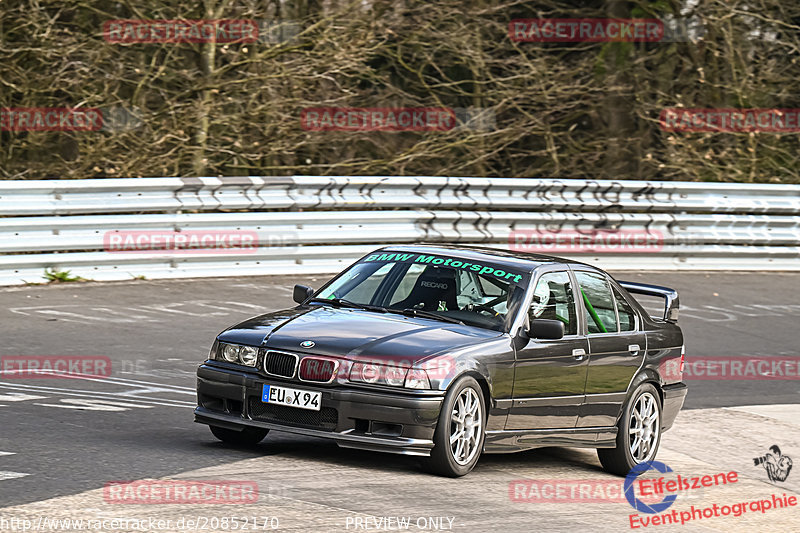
[661,382,688,431]
[194,363,444,456]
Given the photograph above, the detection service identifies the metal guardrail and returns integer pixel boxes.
[3,176,800,215]
[0,176,799,285]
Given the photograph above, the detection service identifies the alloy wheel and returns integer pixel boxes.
[449,387,483,465]
[629,391,659,462]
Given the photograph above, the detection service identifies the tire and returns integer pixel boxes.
[422,376,486,477]
[210,425,269,446]
[598,382,662,476]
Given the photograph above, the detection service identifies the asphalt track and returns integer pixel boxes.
[0,272,797,531]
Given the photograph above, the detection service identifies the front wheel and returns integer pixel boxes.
[598,383,662,476]
[210,425,269,446]
[422,376,486,477]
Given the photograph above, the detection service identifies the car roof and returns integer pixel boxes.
[377,244,596,273]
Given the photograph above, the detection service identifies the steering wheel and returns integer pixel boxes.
[467,303,501,317]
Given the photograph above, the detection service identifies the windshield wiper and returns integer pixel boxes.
[308,299,461,324]
[308,297,362,308]
[308,298,387,313]
[394,308,465,325]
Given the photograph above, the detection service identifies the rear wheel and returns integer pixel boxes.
[598,383,662,476]
[210,425,269,446]
[422,376,486,477]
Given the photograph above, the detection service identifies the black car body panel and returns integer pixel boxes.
[242,307,503,361]
[195,244,687,459]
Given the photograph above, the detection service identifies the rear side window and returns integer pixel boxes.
[614,287,636,332]
[575,272,617,334]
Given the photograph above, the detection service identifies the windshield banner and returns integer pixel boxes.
[361,252,526,284]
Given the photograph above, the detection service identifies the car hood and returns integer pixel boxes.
[217,306,501,365]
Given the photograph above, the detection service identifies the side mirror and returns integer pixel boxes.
[528,319,565,340]
[293,284,314,304]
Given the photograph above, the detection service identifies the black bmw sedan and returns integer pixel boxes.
[195,245,687,477]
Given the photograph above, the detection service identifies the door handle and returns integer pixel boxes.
[628,344,641,355]
[572,348,586,361]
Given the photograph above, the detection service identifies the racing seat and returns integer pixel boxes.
[537,286,561,321]
[391,267,458,311]
[538,283,577,334]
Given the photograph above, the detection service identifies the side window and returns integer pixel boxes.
[529,272,577,336]
[614,287,636,332]
[575,272,618,334]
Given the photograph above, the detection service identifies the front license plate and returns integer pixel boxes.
[261,384,321,411]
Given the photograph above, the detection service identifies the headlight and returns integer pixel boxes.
[239,346,258,366]
[350,362,381,384]
[404,369,431,390]
[350,362,402,386]
[217,343,259,367]
[348,362,431,389]
[221,343,240,363]
[384,366,406,387]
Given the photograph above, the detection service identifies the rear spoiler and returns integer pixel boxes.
[618,281,679,323]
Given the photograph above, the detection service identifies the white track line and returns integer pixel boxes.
[0,472,30,481]
[0,452,30,481]
[0,383,195,408]
[0,369,196,392]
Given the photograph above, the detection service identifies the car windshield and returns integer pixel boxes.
[313,251,530,331]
